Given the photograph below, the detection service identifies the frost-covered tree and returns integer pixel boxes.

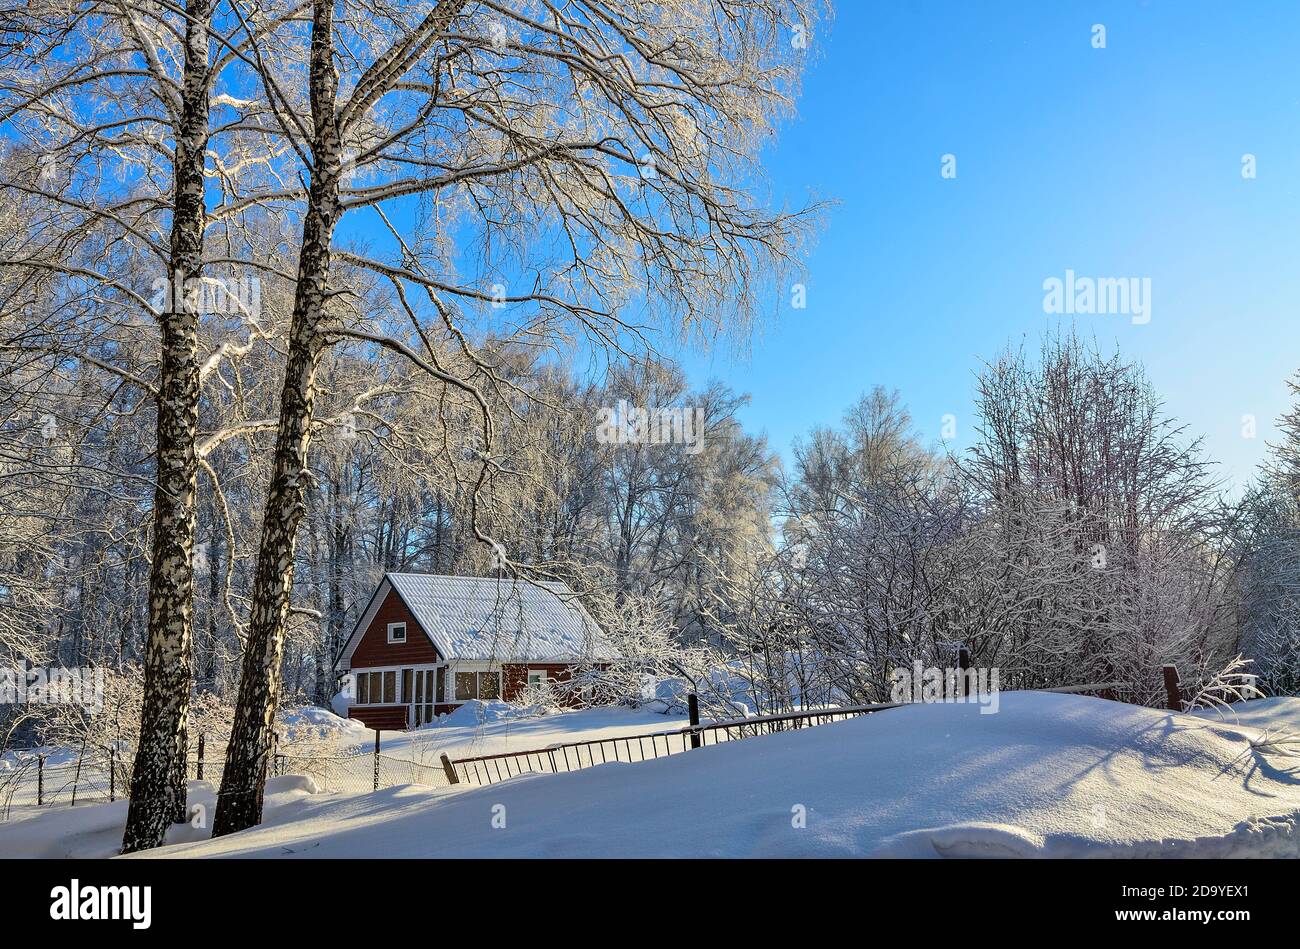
[214,0,822,834]
[0,0,307,849]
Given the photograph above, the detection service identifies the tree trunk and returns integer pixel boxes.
[121,0,210,854]
[213,0,341,836]
[201,490,221,692]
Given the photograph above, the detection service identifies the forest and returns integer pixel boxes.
[0,0,1298,855]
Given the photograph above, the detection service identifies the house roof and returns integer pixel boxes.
[340,573,617,666]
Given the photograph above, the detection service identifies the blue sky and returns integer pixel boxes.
[671,0,1300,491]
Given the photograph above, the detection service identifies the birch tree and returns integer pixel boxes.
[0,0,302,849]
[214,0,820,833]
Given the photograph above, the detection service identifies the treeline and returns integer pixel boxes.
[0,341,775,701]
[719,335,1300,712]
[7,324,1300,720]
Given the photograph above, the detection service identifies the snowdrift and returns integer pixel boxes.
[4,693,1299,858]
[424,699,541,729]
[128,692,1300,858]
[0,776,318,859]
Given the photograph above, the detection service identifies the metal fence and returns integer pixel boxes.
[272,748,455,794]
[1,678,1134,812]
[440,680,1131,787]
[0,753,127,812]
[443,701,903,787]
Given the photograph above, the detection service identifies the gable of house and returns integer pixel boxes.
[345,582,442,669]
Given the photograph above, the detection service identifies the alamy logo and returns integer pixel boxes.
[890,660,1001,714]
[0,665,104,711]
[595,399,705,454]
[150,273,261,318]
[1042,270,1150,324]
[50,880,151,929]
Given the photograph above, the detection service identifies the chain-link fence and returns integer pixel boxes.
[271,748,454,794]
[1,731,459,819]
[0,752,126,813]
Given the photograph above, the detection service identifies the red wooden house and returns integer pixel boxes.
[336,573,616,729]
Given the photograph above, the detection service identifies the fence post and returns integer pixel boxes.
[958,646,972,698]
[197,732,205,781]
[72,745,86,807]
[1162,665,1183,712]
[373,730,381,791]
[687,692,701,749]
[37,753,44,806]
[109,745,115,802]
[440,753,460,785]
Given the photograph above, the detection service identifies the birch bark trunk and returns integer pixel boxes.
[213,0,342,835]
[122,0,211,853]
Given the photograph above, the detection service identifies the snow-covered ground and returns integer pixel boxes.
[1,700,687,808]
[343,700,692,764]
[1189,694,1300,732]
[0,776,321,858]
[5,692,1297,858]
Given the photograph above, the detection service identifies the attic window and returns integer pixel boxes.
[387,622,407,644]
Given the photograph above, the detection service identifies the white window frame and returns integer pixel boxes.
[526,669,550,690]
[408,665,443,726]
[387,621,407,644]
[451,668,502,702]
[352,663,443,707]
[353,666,402,706]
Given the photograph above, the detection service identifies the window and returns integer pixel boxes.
[352,669,402,706]
[527,670,549,690]
[454,670,502,701]
[387,622,407,644]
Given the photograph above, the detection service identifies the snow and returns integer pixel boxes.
[1190,695,1300,733]
[0,776,318,859]
[7,693,1299,858]
[371,703,689,763]
[357,574,616,663]
[279,705,370,744]
[427,698,537,728]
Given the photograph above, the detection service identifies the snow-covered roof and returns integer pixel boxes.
[358,573,616,663]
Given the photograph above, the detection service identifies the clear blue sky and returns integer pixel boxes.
[671,0,1300,491]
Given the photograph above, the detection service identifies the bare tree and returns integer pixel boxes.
[0,0,304,848]
[214,0,820,833]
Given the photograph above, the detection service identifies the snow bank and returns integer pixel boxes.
[117,692,1300,859]
[0,776,319,859]
[279,706,369,744]
[426,699,542,730]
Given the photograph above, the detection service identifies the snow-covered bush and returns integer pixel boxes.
[548,590,746,719]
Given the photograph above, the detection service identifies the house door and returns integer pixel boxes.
[410,669,436,726]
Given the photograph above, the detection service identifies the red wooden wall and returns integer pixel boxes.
[349,587,441,668]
